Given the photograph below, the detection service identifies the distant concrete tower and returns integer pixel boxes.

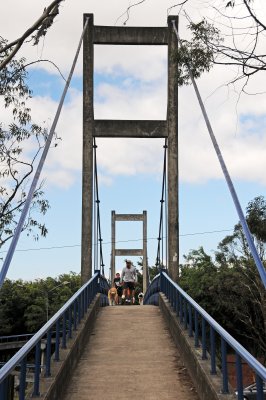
[111,211,148,293]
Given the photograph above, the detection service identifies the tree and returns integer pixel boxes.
[180,247,265,357]
[0,0,64,71]
[0,53,52,248]
[215,197,266,358]
[179,196,266,358]
[180,196,266,357]
[0,1,66,249]
[186,0,266,89]
[246,196,266,256]
[0,272,81,336]
[176,19,222,86]
[180,247,220,313]
[214,0,266,81]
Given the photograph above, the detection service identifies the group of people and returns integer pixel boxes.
[108,260,144,306]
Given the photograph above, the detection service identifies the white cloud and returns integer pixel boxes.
[95,45,167,82]
[2,0,266,190]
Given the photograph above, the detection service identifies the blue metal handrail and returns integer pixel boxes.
[0,271,109,399]
[144,273,160,305]
[144,271,266,399]
[0,333,34,343]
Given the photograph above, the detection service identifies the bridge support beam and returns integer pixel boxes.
[167,16,179,282]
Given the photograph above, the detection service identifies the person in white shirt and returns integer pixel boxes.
[121,260,136,304]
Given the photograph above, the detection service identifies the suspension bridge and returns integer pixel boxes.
[0,13,266,400]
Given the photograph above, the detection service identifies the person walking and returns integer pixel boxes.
[121,260,136,304]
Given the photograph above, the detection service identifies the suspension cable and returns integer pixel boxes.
[156,138,168,269]
[0,18,90,290]
[93,138,105,276]
[172,20,266,289]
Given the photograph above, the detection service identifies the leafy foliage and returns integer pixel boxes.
[0,38,54,248]
[175,20,222,86]
[0,272,81,336]
[225,0,252,8]
[180,196,266,358]
[246,196,266,247]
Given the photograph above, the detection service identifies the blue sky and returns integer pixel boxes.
[1,0,266,282]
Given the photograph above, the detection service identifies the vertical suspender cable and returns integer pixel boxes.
[0,18,90,289]
[156,138,168,268]
[171,20,266,289]
[93,144,97,273]
[93,137,105,276]
[161,201,164,267]
[164,140,168,270]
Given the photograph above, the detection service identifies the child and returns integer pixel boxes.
[113,272,123,305]
[108,285,117,306]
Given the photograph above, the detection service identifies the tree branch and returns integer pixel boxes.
[243,0,266,31]
[0,0,64,71]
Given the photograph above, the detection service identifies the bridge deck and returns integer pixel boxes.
[63,306,199,400]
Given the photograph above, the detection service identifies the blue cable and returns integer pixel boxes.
[0,18,90,289]
[172,20,266,289]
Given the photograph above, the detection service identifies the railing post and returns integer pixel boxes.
[160,269,167,295]
[194,310,199,348]
[83,288,86,312]
[0,379,6,399]
[33,341,41,397]
[95,269,101,294]
[210,327,217,375]
[62,312,67,349]
[160,270,163,294]
[255,374,264,400]
[68,306,72,339]
[85,286,89,309]
[184,299,187,329]
[221,338,229,393]
[202,318,207,360]
[179,294,183,323]
[45,329,52,377]
[78,295,81,324]
[170,282,174,307]
[235,354,243,399]
[55,319,60,361]
[19,357,27,400]
[74,300,77,330]
[174,287,178,314]
[188,303,193,337]
[81,292,85,318]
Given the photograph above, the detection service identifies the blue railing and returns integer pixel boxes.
[0,271,109,399]
[144,273,160,305]
[0,333,34,344]
[144,271,266,400]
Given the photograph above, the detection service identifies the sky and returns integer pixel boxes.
[1,0,266,281]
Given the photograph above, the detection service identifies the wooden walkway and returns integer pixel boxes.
[63,306,200,400]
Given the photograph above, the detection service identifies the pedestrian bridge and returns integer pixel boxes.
[1,13,266,400]
[0,271,265,400]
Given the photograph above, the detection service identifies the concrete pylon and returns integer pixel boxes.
[111,211,148,293]
[82,15,179,283]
